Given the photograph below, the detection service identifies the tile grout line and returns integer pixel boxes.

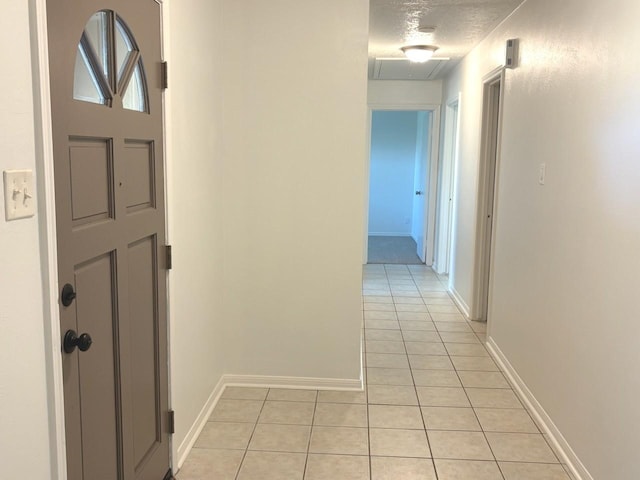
[415,266,506,478]
[434,261,506,478]
[364,343,373,480]
[301,391,319,479]
[402,268,440,479]
[232,391,269,480]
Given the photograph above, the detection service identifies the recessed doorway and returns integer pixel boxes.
[473,68,504,321]
[366,109,438,265]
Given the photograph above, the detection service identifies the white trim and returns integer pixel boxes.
[486,338,593,480]
[368,232,413,237]
[448,286,471,319]
[368,103,440,111]
[425,106,441,266]
[175,373,364,472]
[159,0,174,470]
[175,376,226,469]
[223,374,363,391]
[32,1,66,479]
[362,109,372,264]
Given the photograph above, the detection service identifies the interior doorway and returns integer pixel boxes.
[434,98,459,275]
[474,69,504,321]
[366,109,436,265]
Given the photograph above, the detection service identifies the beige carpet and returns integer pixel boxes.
[367,236,423,264]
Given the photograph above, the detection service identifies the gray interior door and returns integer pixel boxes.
[47,1,170,479]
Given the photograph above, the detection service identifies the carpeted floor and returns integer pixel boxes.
[367,235,423,264]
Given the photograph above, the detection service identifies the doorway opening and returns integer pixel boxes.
[434,97,460,275]
[473,69,504,321]
[366,109,437,265]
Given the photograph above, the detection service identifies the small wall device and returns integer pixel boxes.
[505,38,519,69]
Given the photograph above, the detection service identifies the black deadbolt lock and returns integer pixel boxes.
[61,283,76,307]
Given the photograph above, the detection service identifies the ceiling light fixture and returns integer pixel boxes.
[400,45,439,63]
[418,26,437,34]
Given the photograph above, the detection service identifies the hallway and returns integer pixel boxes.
[176,265,571,479]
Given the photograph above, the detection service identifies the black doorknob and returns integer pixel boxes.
[63,330,93,353]
[61,284,76,307]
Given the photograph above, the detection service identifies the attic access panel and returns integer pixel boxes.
[373,58,447,80]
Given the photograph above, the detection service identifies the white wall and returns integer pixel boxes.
[368,80,442,106]
[166,0,369,463]
[445,0,640,478]
[0,2,52,478]
[217,0,369,380]
[165,0,228,462]
[369,111,418,236]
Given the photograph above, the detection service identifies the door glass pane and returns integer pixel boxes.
[115,17,134,83]
[73,44,106,105]
[122,61,147,112]
[84,11,110,79]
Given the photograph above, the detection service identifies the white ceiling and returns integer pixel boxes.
[369,0,525,80]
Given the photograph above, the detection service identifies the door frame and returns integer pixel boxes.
[472,67,505,322]
[31,1,171,478]
[433,95,461,275]
[364,103,441,266]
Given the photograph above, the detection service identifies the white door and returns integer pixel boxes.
[412,112,431,262]
[435,100,459,274]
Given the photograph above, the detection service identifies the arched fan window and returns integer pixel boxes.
[73,10,148,113]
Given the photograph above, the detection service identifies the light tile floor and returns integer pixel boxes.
[177,264,574,480]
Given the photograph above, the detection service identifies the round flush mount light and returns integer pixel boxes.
[400,45,439,63]
[418,25,437,33]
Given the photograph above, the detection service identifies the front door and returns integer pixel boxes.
[47,1,170,479]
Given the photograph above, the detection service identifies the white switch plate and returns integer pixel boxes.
[3,169,36,221]
[538,163,546,185]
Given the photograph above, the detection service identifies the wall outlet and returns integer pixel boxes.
[538,163,546,185]
[3,169,36,221]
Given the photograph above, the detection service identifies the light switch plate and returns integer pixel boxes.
[538,163,546,185]
[3,169,36,221]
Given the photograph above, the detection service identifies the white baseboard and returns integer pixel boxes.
[175,376,226,469]
[448,286,471,318]
[486,338,592,480]
[223,374,363,391]
[175,374,363,471]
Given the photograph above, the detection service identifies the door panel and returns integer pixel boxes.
[128,235,161,469]
[68,138,114,225]
[124,140,156,212]
[75,253,120,480]
[48,1,169,479]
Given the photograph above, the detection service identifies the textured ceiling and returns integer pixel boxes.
[369,0,525,80]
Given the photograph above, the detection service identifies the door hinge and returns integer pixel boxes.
[166,245,172,270]
[163,468,176,480]
[161,61,168,90]
[168,410,175,434]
